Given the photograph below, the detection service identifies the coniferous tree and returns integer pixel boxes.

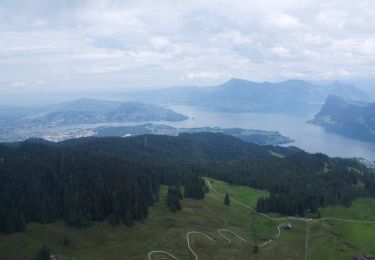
[123,210,134,226]
[174,186,183,200]
[33,245,50,260]
[224,193,230,206]
[166,186,182,212]
[17,213,26,232]
[253,244,259,254]
[184,177,205,199]
[108,214,117,226]
[0,135,374,233]
[63,235,70,246]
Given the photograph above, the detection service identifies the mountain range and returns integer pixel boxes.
[1,78,372,143]
[0,99,188,129]
[124,78,371,115]
[309,95,375,142]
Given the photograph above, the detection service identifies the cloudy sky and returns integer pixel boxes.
[1,0,375,94]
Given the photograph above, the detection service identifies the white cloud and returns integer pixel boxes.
[271,46,293,58]
[0,0,375,92]
[76,65,127,74]
[274,13,302,28]
[150,36,171,50]
[11,81,27,89]
[184,71,224,80]
[72,49,126,60]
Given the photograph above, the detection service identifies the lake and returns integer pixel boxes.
[51,104,375,161]
[165,105,375,161]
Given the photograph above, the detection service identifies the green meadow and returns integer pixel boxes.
[0,178,374,259]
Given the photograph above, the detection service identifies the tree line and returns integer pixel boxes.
[0,133,374,233]
[204,153,375,216]
[0,135,214,233]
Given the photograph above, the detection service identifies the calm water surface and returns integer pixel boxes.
[54,105,375,161]
[166,105,375,161]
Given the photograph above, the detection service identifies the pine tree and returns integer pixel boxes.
[33,245,50,260]
[184,177,205,199]
[174,186,183,200]
[108,214,117,226]
[63,235,70,246]
[166,186,182,212]
[17,213,26,232]
[224,193,230,206]
[123,210,134,226]
[253,244,259,254]
[175,197,182,211]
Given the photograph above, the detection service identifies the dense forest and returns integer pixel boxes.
[166,186,183,212]
[0,133,374,233]
[205,153,375,215]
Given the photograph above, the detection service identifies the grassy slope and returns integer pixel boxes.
[206,177,268,208]
[212,179,375,259]
[308,198,375,259]
[0,179,374,260]
[320,198,375,221]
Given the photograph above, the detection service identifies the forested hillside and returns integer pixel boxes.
[0,133,273,233]
[0,133,374,234]
[310,95,375,142]
[205,153,375,215]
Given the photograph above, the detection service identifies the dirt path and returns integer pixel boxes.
[147,250,180,260]
[147,180,375,260]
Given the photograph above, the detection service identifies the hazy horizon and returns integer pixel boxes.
[1,2,375,258]
[1,77,373,106]
[1,0,375,99]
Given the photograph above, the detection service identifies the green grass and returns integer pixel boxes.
[320,198,375,221]
[268,150,285,158]
[206,177,268,208]
[308,220,375,259]
[0,184,271,260]
[307,198,375,259]
[205,178,306,259]
[0,180,374,260]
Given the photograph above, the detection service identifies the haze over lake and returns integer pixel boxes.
[166,105,375,161]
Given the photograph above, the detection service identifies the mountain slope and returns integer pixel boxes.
[123,78,370,115]
[309,95,375,142]
[1,99,188,128]
[55,132,278,160]
[94,124,294,145]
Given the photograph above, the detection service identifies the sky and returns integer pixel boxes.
[1,0,375,95]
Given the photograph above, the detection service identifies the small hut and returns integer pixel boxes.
[283,223,292,230]
[351,253,375,260]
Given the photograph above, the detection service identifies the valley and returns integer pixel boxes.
[3,1,375,260]
[1,78,375,161]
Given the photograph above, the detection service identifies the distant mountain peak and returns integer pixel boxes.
[325,94,344,101]
[225,77,249,84]
[328,80,352,88]
[279,79,311,86]
[223,78,312,88]
[227,77,247,83]
[331,80,342,84]
[220,78,256,88]
[318,95,347,113]
[310,94,375,142]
